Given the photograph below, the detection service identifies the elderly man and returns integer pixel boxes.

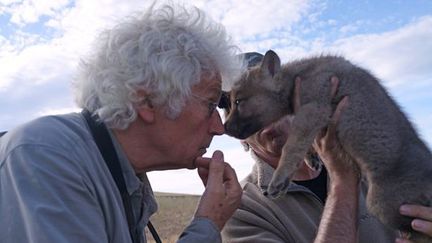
[0,4,242,243]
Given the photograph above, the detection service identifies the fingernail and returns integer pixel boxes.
[412,219,425,230]
[400,205,410,214]
[331,76,337,83]
[213,150,224,160]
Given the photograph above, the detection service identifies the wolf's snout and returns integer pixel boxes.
[224,121,235,136]
[224,121,251,140]
[224,121,241,138]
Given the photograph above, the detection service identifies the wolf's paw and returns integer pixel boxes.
[264,176,292,198]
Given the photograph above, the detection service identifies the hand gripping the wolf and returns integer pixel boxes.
[301,76,361,243]
[397,204,432,242]
[288,76,360,243]
[302,77,432,242]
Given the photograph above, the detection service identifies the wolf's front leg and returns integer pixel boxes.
[266,102,331,198]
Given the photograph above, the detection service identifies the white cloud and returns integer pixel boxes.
[0,0,154,91]
[4,0,71,26]
[327,16,432,88]
[0,40,78,91]
[339,23,358,34]
[0,0,316,96]
[0,0,21,4]
[193,0,312,44]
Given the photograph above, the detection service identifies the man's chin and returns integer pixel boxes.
[190,153,206,169]
[186,164,197,170]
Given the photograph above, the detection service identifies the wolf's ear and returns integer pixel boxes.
[261,50,281,77]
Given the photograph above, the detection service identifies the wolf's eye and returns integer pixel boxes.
[234,99,241,106]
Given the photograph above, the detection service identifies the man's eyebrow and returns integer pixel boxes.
[212,91,223,101]
[206,85,222,99]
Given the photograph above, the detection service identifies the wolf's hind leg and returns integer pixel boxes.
[266,102,331,198]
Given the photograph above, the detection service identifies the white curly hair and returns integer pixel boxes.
[73,3,242,129]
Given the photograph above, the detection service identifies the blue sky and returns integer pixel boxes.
[1,0,431,194]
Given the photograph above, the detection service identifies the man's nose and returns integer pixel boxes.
[210,110,225,135]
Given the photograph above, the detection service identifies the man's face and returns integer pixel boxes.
[150,75,224,170]
[244,115,292,161]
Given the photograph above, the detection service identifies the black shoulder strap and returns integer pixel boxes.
[81,110,161,243]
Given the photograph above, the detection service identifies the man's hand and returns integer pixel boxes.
[306,76,359,184]
[312,95,359,182]
[396,204,432,243]
[193,151,242,231]
[293,76,360,243]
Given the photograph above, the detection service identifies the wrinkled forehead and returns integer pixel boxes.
[192,73,222,97]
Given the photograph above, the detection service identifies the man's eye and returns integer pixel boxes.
[209,103,218,111]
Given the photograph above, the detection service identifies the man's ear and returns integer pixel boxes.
[136,90,155,123]
[136,98,155,123]
[261,50,281,77]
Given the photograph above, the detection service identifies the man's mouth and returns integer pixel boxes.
[199,144,211,154]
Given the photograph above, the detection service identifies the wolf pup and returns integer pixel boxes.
[224,50,432,242]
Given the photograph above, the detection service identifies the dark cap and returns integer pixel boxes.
[218,52,264,110]
[241,52,264,68]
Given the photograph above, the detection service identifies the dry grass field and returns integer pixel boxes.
[145,192,200,243]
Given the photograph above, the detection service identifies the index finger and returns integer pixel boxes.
[330,76,339,98]
[206,150,225,187]
[293,77,301,114]
[222,162,239,183]
[222,163,242,197]
[400,204,432,221]
[327,96,349,138]
[194,157,211,169]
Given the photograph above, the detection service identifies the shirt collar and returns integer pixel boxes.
[107,129,145,195]
[248,150,310,193]
[107,129,158,216]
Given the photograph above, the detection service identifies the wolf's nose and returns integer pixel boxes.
[223,123,229,134]
[223,122,234,136]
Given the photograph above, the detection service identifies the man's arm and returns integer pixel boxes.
[313,158,360,243]
[222,210,288,243]
[312,89,360,243]
[0,145,110,243]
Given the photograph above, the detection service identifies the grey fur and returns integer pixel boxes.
[224,50,432,242]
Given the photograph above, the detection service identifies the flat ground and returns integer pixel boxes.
[145,192,200,243]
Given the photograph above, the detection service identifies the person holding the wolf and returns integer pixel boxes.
[0,4,243,243]
[221,52,432,243]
